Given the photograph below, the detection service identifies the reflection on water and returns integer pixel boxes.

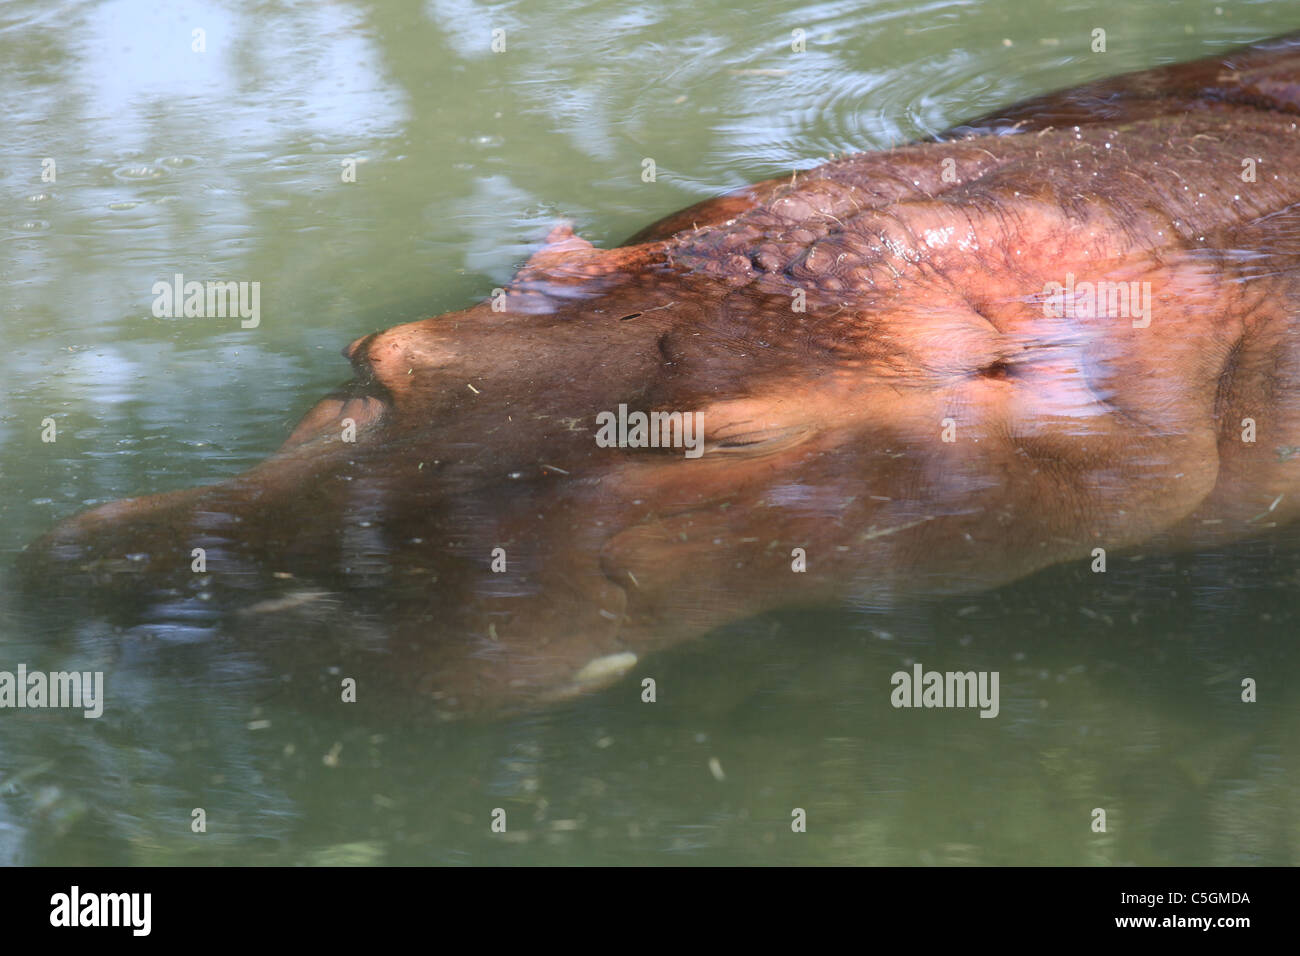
[2,0,1300,864]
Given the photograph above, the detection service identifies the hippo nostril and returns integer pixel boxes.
[343,332,384,362]
[343,332,382,380]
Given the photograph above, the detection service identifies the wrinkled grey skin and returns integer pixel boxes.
[22,33,1300,715]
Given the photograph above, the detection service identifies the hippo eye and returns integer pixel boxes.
[619,312,643,321]
[710,423,812,456]
[978,359,1013,380]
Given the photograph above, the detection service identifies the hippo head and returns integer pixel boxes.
[26,119,1268,715]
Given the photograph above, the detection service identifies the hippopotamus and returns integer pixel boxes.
[21,33,1300,715]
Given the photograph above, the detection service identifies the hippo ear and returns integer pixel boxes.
[519,223,597,274]
[538,223,594,255]
[515,223,660,282]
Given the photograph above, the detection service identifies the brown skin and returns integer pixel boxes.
[22,33,1300,714]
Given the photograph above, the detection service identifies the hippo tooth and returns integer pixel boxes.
[569,652,638,688]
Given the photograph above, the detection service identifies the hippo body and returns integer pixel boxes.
[24,34,1300,714]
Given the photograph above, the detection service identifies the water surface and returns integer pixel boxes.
[2,0,1298,864]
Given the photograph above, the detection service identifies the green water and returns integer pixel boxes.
[2,0,1299,864]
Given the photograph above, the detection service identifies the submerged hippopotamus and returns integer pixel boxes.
[22,33,1300,714]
